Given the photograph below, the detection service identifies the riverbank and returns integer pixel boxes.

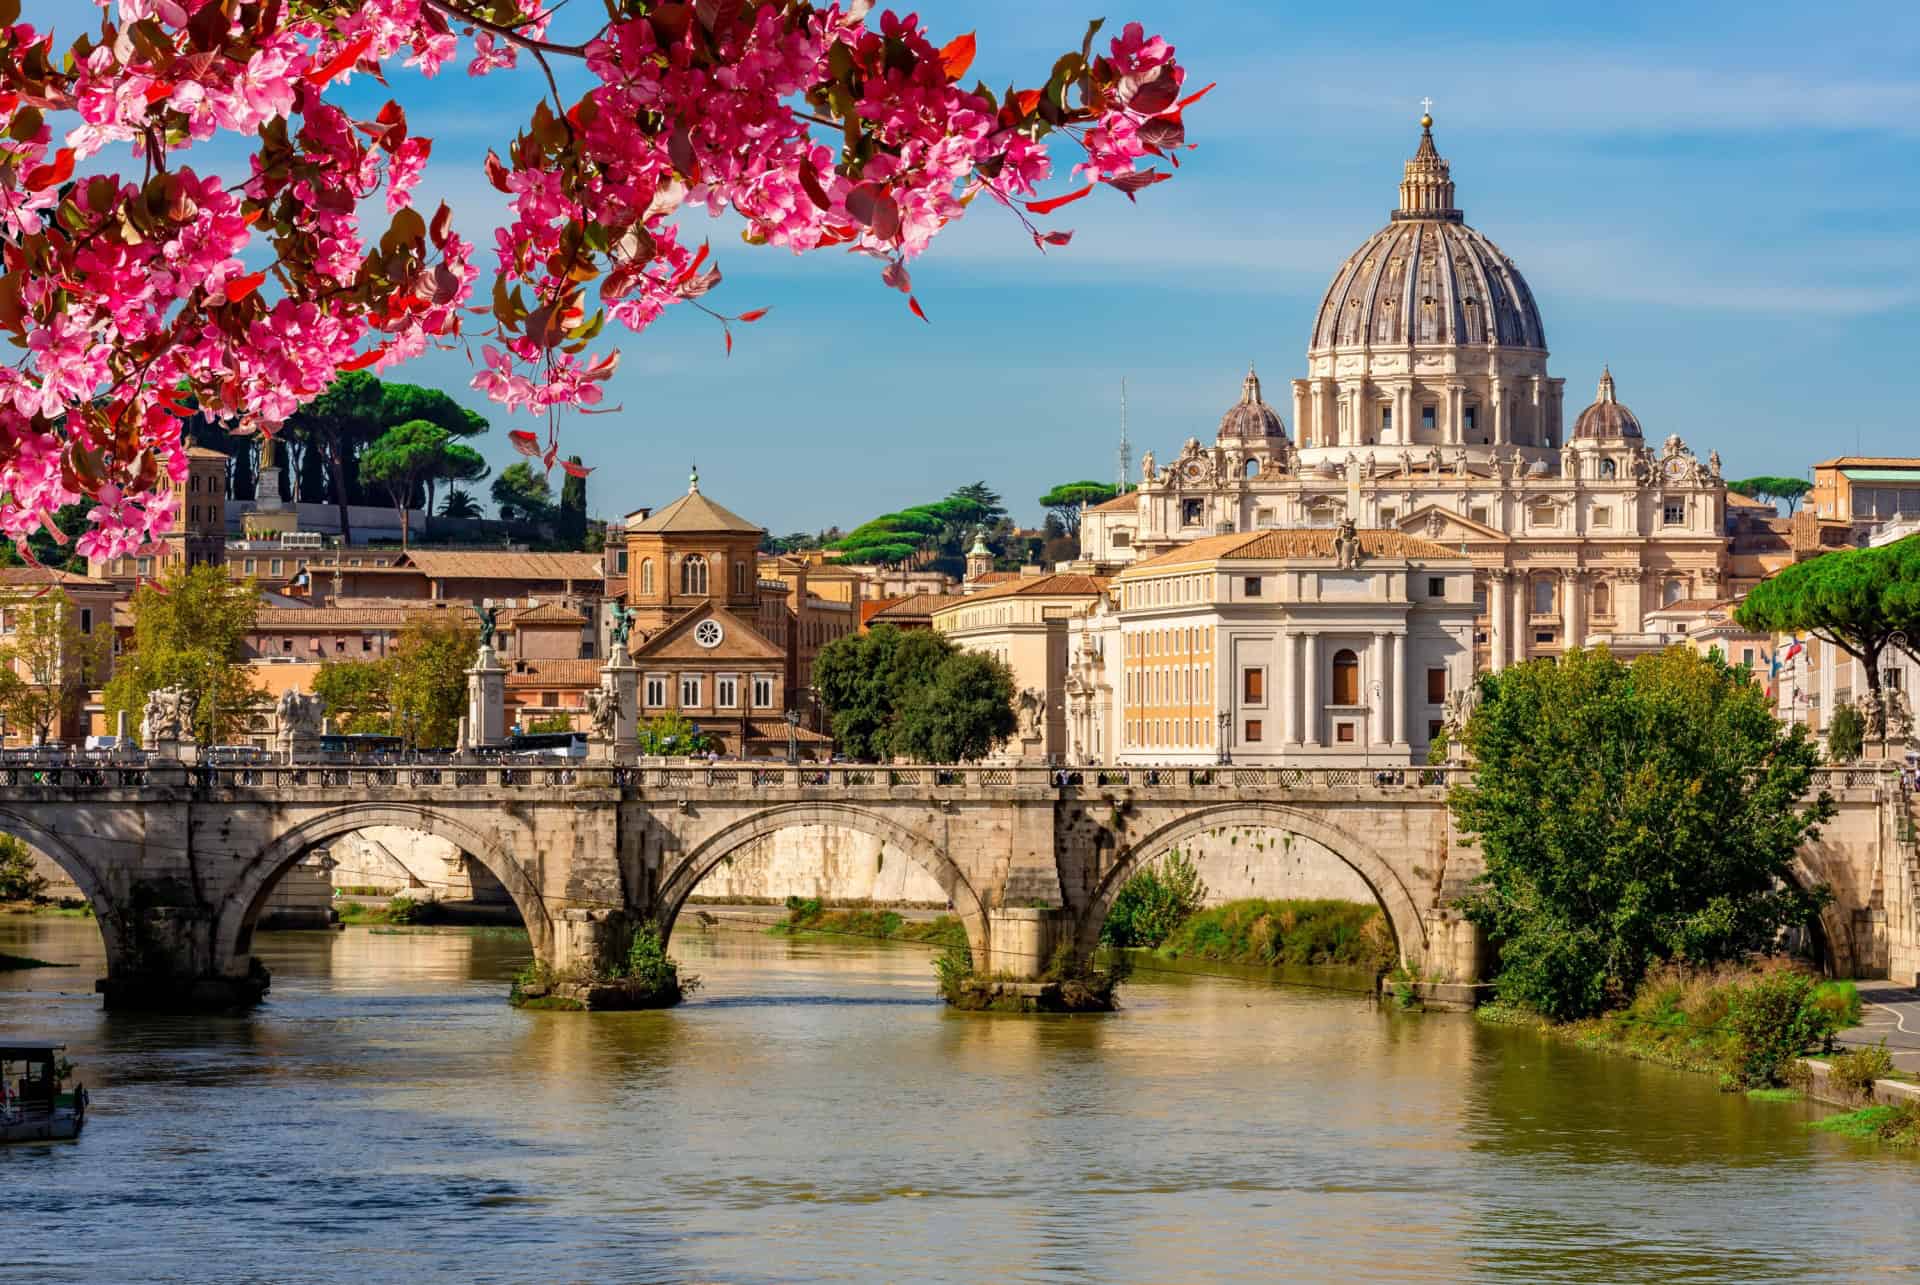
[2,899,92,918]
[1148,899,1395,972]
[762,898,969,950]
[1,951,69,970]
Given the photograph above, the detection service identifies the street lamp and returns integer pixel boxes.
[1217,709,1231,766]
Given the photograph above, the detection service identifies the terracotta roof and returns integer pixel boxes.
[399,550,604,582]
[968,571,1020,586]
[1814,457,1920,468]
[1727,492,1776,510]
[941,573,1110,606]
[868,592,949,620]
[741,720,833,743]
[505,601,588,626]
[504,658,603,687]
[629,486,762,535]
[184,445,229,460]
[1121,528,1465,576]
[1088,492,1141,515]
[0,567,115,588]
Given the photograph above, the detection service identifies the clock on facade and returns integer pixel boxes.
[693,619,724,649]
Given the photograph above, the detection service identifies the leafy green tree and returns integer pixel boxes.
[385,615,476,748]
[0,834,47,901]
[1453,647,1834,1021]
[814,624,1015,762]
[284,370,385,544]
[556,455,589,548]
[894,649,1018,762]
[312,660,392,735]
[491,461,554,526]
[104,565,262,745]
[0,589,110,744]
[1826,701,1865,763]
[361,419,451,547]
[1735,535,1920,735]
[1037,480,1119,537]
[434,443,489,523]
[636,712,713,756]
[1728,476,1813,515]
[522,712,576,734]
[440,487,481,519]
[378,383,488,440]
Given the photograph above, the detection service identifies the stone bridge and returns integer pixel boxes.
[0,760,1910,1009]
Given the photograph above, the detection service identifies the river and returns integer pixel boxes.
[3,915,1915,1283]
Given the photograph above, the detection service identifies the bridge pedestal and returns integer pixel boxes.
[94,905,272,1012]
[986,906,1069,980]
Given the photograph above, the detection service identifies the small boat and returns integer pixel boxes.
[1,1045,87,1142]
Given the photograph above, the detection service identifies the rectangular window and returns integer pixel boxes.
[1428,719,1444,740]
[1464,405,1479,433]
[243,559,257,573]
[1531,504,1556,527]
[269,559,282,576]
[1427,667,1446,704]
[1182,499,1203,527]
[1664,501,1686,525]
[617,551,629,573]
[1243,668,1264,703]
[680,675,702,707]
[1469,507,1489,527]
[645,675,667,707]
[1428,576,1445,598]
[1421,405,1436,430]
[363,638,373,652]
[137,557,153,576]
[1380,405,1392,432]
[79,609,93,635]
[1244,719,1263,743]
[1335,722,1356,744]
[1741,648,1755,669]
[1535,630,1555,644]
[334,639,345,653]
[752,675,774,708]
[717,675,738,708]
[1379,507,1397,526]
[1592,507,1613,528]
[1243,575,1261,597]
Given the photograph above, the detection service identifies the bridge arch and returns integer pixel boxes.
[214,805,555,965]
[1787,850,1852,977]
[654,802,989,963]
[0,807,130,968]
[1076,803,1432,968]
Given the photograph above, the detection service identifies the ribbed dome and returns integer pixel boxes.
[1309,119,1545,354]
[1216,365,1286,441]
[1572,367,1642,440]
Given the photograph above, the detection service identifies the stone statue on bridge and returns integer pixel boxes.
[608,601,635,651]
[140,686,194,748]
[586,682,622,742]
[473,603,500,653]
[277,689,324,738]
[1016,687,1046,740]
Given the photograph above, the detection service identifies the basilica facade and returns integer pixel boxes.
[1078,114,1729,676]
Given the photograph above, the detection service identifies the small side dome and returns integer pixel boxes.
[1216,365,1287,442]
[1573,367,1644,440]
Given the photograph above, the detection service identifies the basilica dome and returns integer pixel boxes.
[1216,366,1287,441]
[1308,117,1546,355]
[1571,367,1643,439]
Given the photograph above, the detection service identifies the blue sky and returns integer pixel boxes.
[30,1,1920,531]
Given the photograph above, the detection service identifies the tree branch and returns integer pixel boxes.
[420,0,597,58]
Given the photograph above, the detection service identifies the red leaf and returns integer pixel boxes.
[1032,230,1073,250]
[560,459,594,478]
[508,430,542,457]
[339,346,389,371]
[144,81,174,105]
[1012,89,1042,115]
[908,295,929,324]
[674,240,711,287]
[1024,185,1093,216]
[724,326,733,356]
[1176,81,1217,110]
[24,148,74,192]
[1102,169,1172,201]
[224,271,267,303]
[938,32,976,81]
[305,33,373,87]
[736,308,768,322]
[881,259,911,295]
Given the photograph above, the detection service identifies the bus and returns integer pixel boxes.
[505,731,588,760]
[316,733,406,759]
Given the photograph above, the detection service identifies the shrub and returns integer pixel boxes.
[384,895,420,925]
[1101,850,1208,949]
[1725,971,1843,1088]
[1825,701,1864,763]
[1828,1042,1896,1100]
[0,835,48,901]
[934,942,974,1003]
[621,924,694,996]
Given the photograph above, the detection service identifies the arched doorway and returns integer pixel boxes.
[654,802,990,965]
[1076,803,1431,970]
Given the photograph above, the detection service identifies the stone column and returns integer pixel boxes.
[1395,629,1412,748]
[1511,573,1529,665]
[1280,630,1297,745]
[1315,380,1334,449]
[1491,378,1507,445]
[1302,633,1321,746]
[1446,383,1465,445]
[1371,631,1391,747]
[1488,570,1508,673]
[1292,381,1310,448]
[1561,568,1583,649]
[466,645,506,748]
[1619,568,1645,633]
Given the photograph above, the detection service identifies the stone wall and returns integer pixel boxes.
[687,823,950,905]
[1140,824,1376,905]
[256,855,334,929]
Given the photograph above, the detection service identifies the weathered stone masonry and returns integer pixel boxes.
[0,762,1906,1009]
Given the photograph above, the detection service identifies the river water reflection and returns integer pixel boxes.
[3,916,1916,1283]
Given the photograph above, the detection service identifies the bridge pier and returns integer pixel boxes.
[984,906,1068,979]
[95,903,272,1013]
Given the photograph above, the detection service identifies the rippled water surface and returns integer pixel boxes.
[3,915,1916,1284]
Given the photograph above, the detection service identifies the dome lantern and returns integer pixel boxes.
[1571,366,1644,440]
[1393,108,1461,223]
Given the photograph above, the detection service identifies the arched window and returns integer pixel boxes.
[1591,579,1611,618]
[681,555,708,596]
[1599,458,1617,480]
[1533,576,1555,615]
[640,559,654,595]
[1244,458,1260,479]
[1663,578,1684,607]
[1331,649,1360,705]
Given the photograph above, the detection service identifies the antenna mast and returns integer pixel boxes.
[1117,378,1132,491]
